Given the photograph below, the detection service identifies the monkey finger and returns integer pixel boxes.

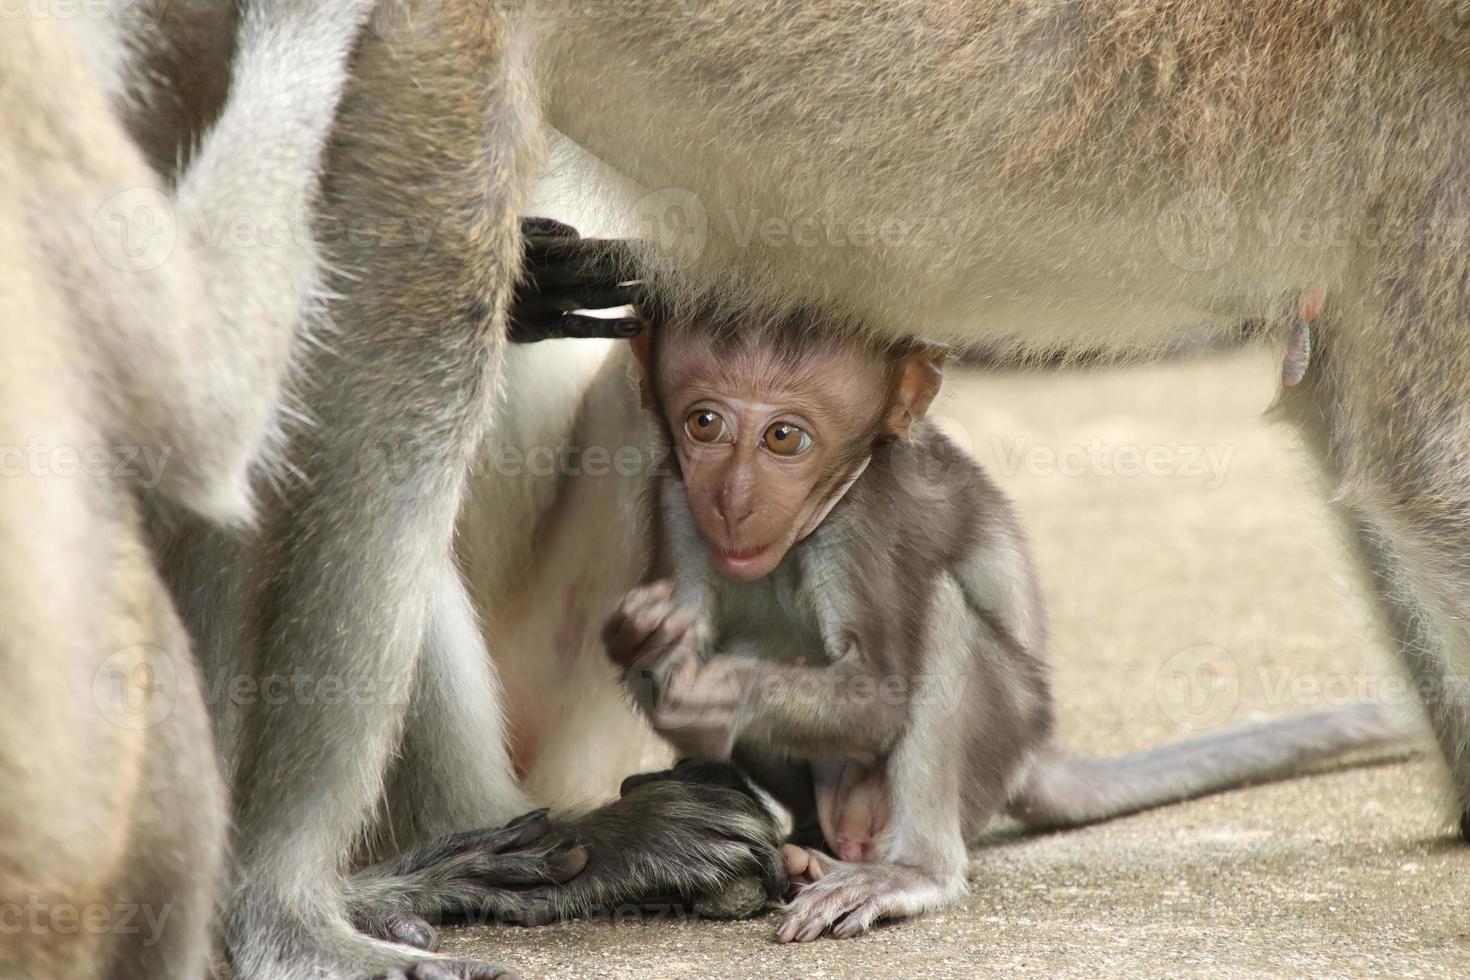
[622,581,675,618]
[630,598,681,645]
[648,607,699,655]
[642,579,678,599]
[830,898,884,940]
[539,314,642,341]
[780,844,828,885]
[465,845,590,888]
[353,908,441,952]
[537,236,639,281]
[513,283,634,320]
[551,282,638,313]
[618,767,678,796]
[430,808,553,859]
[568,314,642,339]
[652,646,701,698]
[520,216,580,243]
[507,312,641,344]
[607,595,668,659]
[514,257,630,291]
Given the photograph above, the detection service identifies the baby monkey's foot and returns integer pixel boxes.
[776,857,961,942]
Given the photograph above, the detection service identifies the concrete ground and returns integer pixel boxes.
[444,347,1470,978]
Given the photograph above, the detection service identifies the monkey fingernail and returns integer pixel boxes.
[510,807,550,827]
[499,810,553,850]
[549,844,590,882]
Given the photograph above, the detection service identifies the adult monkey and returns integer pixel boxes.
[95,3,781,980]
[517,1,1470,838]
[0,1,420,977]
[26,2,1463,977]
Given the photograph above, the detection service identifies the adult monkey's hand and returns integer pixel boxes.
[509,216,643,342]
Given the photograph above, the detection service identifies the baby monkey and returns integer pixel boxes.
[604,302,1407,942]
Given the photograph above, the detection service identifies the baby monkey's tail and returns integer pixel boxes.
[1007,702,1418,830]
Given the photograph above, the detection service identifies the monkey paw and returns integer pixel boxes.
[347,808,590,933]
[528,774,787,921]
[775,861,958,942]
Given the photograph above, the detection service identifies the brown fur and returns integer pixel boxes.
[529,0,1470,826]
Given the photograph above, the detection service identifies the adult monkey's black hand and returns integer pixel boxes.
[508,217,643,342]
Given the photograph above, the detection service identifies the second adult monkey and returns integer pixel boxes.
[604,304,1412,942]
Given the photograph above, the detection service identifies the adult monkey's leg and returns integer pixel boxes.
[222,3,566,977]
[1277,180,1470,838]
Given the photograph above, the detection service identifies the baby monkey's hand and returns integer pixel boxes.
[603,581,742,759]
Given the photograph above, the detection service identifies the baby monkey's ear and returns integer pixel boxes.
[628,321,658,410]
[884,341,948,439]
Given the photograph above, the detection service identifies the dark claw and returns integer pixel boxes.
[521,216,579,243]
[386,911,439,952]
[347,807,590,936]
[510,215,642,344]
[1460,807,1469,842]
[398,809,554,872]
[520,773,787,922]
[353,907,440,951]
[468,843,589,887]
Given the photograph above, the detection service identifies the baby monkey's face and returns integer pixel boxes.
[650,332,888,582]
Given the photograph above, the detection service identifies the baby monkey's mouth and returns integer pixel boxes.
[722,545,769,563]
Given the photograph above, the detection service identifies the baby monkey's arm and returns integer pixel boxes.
[604,582,906,761]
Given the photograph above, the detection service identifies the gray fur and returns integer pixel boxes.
[135,4,790,977]
[630,415,1414,939]
[0,1,375,977]
[531,2,1470,833]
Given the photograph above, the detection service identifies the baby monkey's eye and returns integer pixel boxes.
[763,422,812,456]
[685,409,729,443]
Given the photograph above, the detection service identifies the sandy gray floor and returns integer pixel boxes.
[443,348,1470,979]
